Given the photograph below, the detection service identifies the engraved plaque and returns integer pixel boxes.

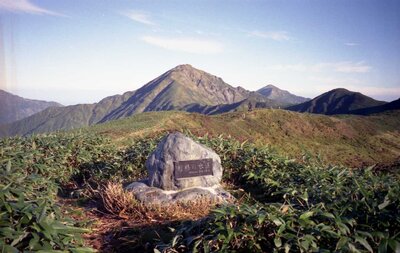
[174,158,213,179]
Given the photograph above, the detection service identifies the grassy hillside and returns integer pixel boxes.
[86,109,400,167]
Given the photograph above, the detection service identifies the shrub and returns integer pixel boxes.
[158,135,400,253]
[0,132,115,252]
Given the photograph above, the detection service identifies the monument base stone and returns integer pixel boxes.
[126,180,233,205]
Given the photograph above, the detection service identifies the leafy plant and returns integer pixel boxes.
[0,132,116,252]
[158,134,400,253]
[1,130,399,252]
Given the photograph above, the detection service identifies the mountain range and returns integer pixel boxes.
[0,90,62,125]
[0,65,296,137]
[0,64,399,138]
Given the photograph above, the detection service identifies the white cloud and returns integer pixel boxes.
[345,42,359,46]
[121,10,155,26]
[141,36,223,54]
[0,0,63,16]
[268,61,372,74]
[249,30,291,41]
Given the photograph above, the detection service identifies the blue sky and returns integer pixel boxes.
[0,0,399,105]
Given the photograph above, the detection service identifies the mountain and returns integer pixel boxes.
[257,85,309,105]
[0,90,62,125]
[1,64,282,137]
[0,91,134,137]
[286,88,387,115]
[350,98,400,115]
[100,64,250,122]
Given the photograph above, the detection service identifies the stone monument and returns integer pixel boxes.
[126,132,232,205]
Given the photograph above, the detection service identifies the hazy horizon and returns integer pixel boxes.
[0,0,399,105]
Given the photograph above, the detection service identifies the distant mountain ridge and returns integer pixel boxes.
[287,88,387,115]
[257,85,310,104]
[1,64,288,137]
[2,65,396,138]
[0,91,135,137]
[0,90,62,125]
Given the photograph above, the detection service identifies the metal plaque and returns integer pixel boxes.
[174,158,213,179]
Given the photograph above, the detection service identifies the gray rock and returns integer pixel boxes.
[125,181,233,205]
[135,187,172,204]
[125,181,148,192]
[146,132,223,190]
[172,187,232,203]
[172,187,215,201]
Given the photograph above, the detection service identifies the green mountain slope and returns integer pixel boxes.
[0,89,62,124]
[86,109,400,167]
[257,84,309,104]
[0,91,134,137]
[287,88,387,115]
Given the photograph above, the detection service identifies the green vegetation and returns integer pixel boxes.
[1,115,399,252]
[0,134,91,252]
[0,132,146,252]
[158,135,400,252]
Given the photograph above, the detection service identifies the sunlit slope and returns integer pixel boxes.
[87,109,400,167]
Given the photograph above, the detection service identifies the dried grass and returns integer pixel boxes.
[99,181,144,218]
[99,182,226,221]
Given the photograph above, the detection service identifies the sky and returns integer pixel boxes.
[0,0,399,105]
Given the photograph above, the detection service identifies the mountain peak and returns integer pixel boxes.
[264,84,279,89]
[101,64,251,121]
[328,88,352,94]
[169,64,201,75]
[168,64,210,80]
[172,64,194,70]
[257,85,309,105]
